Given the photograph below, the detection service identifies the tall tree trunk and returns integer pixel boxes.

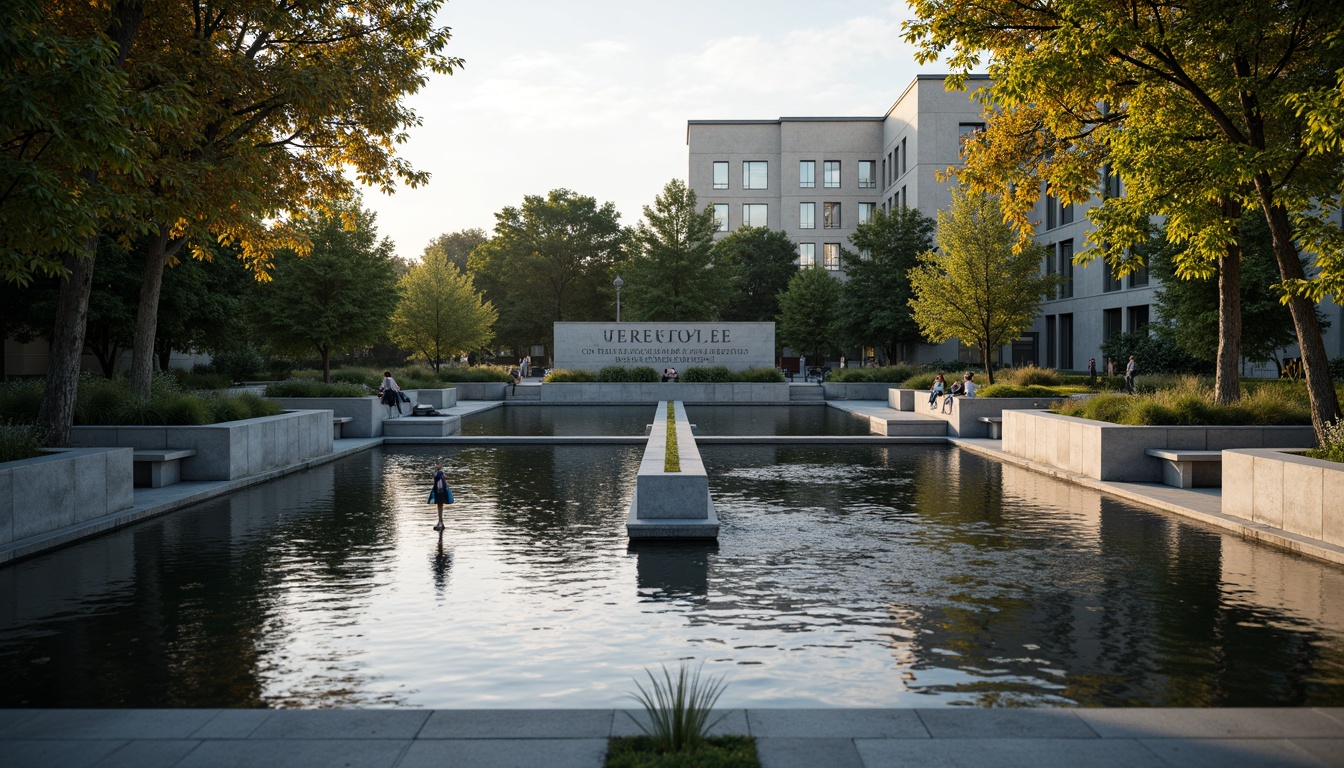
[320,346,332,383]
[1213,200,1242,405]
[37,230,99,446]
[129,228,186,400]
[1253,180,1342,439]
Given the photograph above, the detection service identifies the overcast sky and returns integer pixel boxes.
[362,0,946,261]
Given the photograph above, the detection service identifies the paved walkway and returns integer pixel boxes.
[2,707,1341,767]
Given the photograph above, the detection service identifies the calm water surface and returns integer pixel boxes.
[1,445,1342,708]
[459,404,869,436]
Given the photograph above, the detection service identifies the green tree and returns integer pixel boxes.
[622,180,723,321]
[835,206,936,363]
[250,201,400,382]
[713,227,798,323]
[1149,217,1309,374]
[422,229,488,274]
[468,189,628,355]
[905,0,1344,433]
[777,267,841,362]
[907,190,1055,384]
[390,258,497,371]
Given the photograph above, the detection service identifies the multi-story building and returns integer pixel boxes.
[687,74,1341,372]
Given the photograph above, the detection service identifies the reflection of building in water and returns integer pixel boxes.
[632,541,716,598]
[1220,537,1344,636]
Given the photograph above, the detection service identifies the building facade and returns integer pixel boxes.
[687,75,1342,372]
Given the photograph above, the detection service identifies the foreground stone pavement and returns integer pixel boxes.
[1,707,1342,767]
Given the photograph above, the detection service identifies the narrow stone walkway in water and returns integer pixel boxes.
[1,707,1341,767]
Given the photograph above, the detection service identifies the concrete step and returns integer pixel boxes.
[506,387,541,400]
[381,415,461,437]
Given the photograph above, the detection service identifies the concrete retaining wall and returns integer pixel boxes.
[542,383,788,404]
[822,382,896,401]
[1,448,134,546]
[891,389,1064,437]
[1002,410,1316,482]
[412,388,458,409]
[1223,449,1344,547]
[628,401,718,538]
[268,395,419,437]
[454,382,508,401]
[71,410,333,481]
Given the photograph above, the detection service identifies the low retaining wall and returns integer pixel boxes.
[627,401,718,538]
[1223,449,1344,547]
[542,383,788,404]
[1002,410,1316,482]
[890,389,1063,437]
[454,382,509,401]
[1,448,134,546]
[822,382,896,401]
[71,410,333,481]
[268,395,419,437]
[412,388,457,409]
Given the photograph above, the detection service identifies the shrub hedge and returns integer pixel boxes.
[827,365,913,383]
[1052,378,1312,426]
[264,379,372,398]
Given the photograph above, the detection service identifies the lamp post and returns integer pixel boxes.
[613,275,624,322]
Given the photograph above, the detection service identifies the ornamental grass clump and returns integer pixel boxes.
[997,365,1061,387]
[664,402,680,473]
[0,422,46,464]
[1306,420,1344,464]
[627,662,729,754]
[1053,377,1312,426]
[544,368,598,382]
[264,378,372,398]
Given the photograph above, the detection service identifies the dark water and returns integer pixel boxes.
[1,445,1341,708]
[459,405,870,436]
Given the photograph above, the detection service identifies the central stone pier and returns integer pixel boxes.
[626,401,719,539]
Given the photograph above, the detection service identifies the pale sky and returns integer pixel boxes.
[363,0,945,261]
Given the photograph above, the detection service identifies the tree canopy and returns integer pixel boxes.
[777,267,841,362]
[622,179,723,321]
[390,257,497,371]
[423,229,488,274]
[250,200,400,382]
[713,227,798,323]
[835,206,936,363]
[907,190,1055,384]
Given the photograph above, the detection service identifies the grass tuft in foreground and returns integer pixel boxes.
[627,662,729,755]
[605,735,759,768]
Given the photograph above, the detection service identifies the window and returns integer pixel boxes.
[823,161,841,188]
[712,161,728,190]
[901,138,907,174]
[901,185,907,207]
[799,160,815,188]
[1059,313,1074,370]
[958,122,985,155]
[1102,164,1122,198]
[1128,261,1149,288]
[1104,307,1123,340]
[1045,315,1057,368]
[742,203,767,228]
[1060,200,1074,226]
[858,202,876,225]
[1043,244,1057,298]
[1058,239,1074,299]
[713,204,728,232]
[823,243,841,271]
[743,161,767,190]
[798,243,816,268]
[799,202,815,230]
[888,150,895,184]
[823,202,841,229]
[882,157,887,188]
[1103,256,1123,292]
[858,161,876,189]
[1128,305,1150,332]
[1046,192,1057,230]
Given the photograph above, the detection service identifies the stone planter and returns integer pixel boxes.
[1,448,134,546]
[1223,449,1344,546]
[412,388,457,410]
[890,389,1064,437]
[71,410,333,481]
[1002,409,1316,482]
[821,382,896,401]
[627,400,718,539]
[540,382,788,404]
[268,395,419,437]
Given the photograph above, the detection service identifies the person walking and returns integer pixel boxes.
[1088,357,1097,384]
[521,355,531,378]
[380,370,402,418]
[428,464,453,531]
[1125,355,1137,394]
[928,373,946,410]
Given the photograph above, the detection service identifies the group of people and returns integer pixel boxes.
[661,368,679,382]
[927,371,978,413]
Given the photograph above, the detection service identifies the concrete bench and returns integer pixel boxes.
[332,416,353,439]
[1145,448,1222,488]
[132,449,197,488]
[978,416,1003,439]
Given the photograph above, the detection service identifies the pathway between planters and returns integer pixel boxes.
[2,707,1340,767]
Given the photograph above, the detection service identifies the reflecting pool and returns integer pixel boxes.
[459,404,870,436]
[2,445,1342,709]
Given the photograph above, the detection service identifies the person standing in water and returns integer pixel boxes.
[429,463,452,531]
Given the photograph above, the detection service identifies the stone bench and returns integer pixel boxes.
[132,449,197,488]
[978,416,1003,439]
[332,416,353,439]
[1145,448,1222,489]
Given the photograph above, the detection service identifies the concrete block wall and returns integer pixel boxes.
[1,448,134,546]
[1223,449,1344,546]
[541,383,789,404]
[821,382,896,401]
[71,410,333,481]
[891,390,1064,437]
[268,395,418,437]
[413,388,458,409]
[454,382,509,401]
[1003,410,1317,481]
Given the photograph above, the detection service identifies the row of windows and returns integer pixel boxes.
[1043,305,1148,370]
[882,137,908,189]
[711,160,878,191]
[797,243,842,271]
[1045,238,1150,300]
[710,202,878,232]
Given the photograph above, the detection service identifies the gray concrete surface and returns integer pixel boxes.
[0,707,1339,767]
